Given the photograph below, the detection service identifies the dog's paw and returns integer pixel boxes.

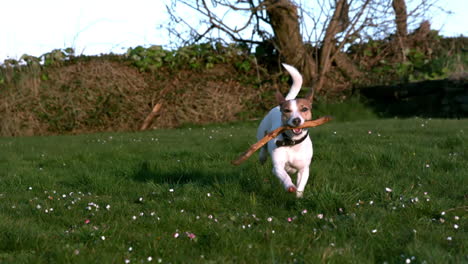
[296,191,304,198]
[287,186,297,193]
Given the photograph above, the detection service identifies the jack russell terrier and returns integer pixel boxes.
[257,64,313,198]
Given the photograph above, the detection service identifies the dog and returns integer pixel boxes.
[257,63,313,198]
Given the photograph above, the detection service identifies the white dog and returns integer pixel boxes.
[257,64,313,198]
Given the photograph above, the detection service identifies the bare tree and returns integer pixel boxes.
[165,0,438,93]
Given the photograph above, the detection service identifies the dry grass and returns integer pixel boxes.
[0,59,275,137]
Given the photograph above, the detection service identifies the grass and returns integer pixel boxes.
[0,118,467,263]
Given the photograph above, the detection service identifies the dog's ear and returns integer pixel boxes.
[275,91,285,105]
[305,88,314,104]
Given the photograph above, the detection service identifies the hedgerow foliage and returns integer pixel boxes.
[0,35,466,136]
[0,44,282,136]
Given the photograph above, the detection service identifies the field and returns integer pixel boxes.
[0,117,467,263]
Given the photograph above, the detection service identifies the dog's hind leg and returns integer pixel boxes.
[259,145,268,164]
[258,131,269,164]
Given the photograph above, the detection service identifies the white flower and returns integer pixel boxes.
[125,259,130,264]
[317,214,324,219]
[173,232,179,238]
[101,236,106,240]
[267,217,273,222]
[372,229,378,233]
[447,236,452,241]
[169,189,174,192]
[147,256,153,262]
[454,224,459,229]
[385,187,392,193]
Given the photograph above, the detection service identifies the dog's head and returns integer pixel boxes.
[276,91,313,136]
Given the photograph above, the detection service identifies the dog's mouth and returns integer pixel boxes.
[292,128,303,135]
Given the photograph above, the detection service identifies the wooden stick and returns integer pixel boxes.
[231,116,332,165]
[140,103,163,130]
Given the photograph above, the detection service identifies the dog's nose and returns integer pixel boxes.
[292,118,301,126]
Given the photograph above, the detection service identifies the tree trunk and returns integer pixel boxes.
[392,0,408,61]
[392,0,408,38]
[316,0,348,93]
[265,0,317,87]
[333,49,362,80]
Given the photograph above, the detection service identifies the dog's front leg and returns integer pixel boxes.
[272,161,296,192]
[296,167,310,198]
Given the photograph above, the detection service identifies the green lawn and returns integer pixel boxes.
[0,118,466,263]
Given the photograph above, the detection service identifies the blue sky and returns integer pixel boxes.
[0,0,466,61]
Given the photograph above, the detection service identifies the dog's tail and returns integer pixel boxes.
[282,63,303,100]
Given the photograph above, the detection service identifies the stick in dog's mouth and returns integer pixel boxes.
[231,116,332,166]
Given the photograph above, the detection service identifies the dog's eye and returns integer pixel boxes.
[301,107,309,112]
[282,109,292,113]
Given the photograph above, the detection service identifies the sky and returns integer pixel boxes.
[0,0,466,62]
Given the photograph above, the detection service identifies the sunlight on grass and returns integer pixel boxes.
[0,118,466,263]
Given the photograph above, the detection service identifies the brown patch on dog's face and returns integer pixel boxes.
[279,99,312,122]
[295,98,312,121]
[279,98,312,135]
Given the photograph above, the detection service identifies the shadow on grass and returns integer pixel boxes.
[131,161,281,197]
[131,161,339,211]
[132,161,236,186]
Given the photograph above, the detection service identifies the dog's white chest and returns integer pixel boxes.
[271,138,313,167]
